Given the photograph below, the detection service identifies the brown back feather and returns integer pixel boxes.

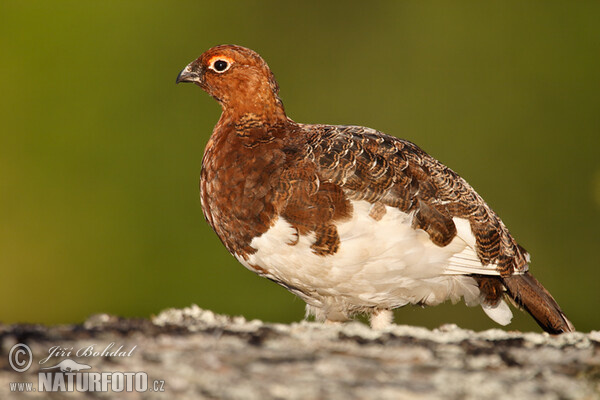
[306,124,529,275]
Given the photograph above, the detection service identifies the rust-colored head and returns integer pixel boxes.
[177,45,285,118]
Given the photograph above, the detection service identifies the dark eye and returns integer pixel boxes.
[213,60,229,72]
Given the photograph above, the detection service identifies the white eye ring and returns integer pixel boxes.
[208,57,233,73]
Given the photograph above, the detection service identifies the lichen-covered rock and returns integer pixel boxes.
[0,305,598,399]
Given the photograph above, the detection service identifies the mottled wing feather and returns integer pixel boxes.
[302,124,529,276]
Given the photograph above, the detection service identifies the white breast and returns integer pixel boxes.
[235,200,513,324]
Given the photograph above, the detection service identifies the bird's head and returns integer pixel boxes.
[176,45,284,117]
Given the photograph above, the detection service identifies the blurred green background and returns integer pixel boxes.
[1,1,598,333]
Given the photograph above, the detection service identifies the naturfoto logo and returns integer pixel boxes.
[8,343,165,394]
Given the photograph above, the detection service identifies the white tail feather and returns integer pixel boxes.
[481,300,513,326]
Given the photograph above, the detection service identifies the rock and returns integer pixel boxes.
[0,305,598,399]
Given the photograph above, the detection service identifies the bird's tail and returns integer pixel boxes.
[502,272,574,334]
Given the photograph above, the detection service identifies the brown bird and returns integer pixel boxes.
[176,44,574,333]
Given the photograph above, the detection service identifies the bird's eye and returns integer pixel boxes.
[209,57,233,73]
[214,60,228,72]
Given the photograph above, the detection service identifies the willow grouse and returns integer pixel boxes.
[176,44,574,333]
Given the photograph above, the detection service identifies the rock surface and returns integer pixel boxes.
[0,305,598,399]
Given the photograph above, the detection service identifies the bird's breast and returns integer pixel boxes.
[199,130,290,257]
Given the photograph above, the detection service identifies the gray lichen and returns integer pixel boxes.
[1,305,598,399]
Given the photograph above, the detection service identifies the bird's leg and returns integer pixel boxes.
[370,309,393,330]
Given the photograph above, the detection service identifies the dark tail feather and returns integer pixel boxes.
[502,272,575,334]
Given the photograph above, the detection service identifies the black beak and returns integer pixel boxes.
[176,63,201,84]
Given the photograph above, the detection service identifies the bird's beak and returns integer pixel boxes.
[176,62,201,84]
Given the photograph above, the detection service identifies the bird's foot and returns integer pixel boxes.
[370,309,393,330]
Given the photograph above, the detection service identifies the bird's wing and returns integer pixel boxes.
[302,124,529,277]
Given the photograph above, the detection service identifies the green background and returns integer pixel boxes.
[1,1,598,333]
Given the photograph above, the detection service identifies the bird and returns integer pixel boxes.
[176,44,574,334]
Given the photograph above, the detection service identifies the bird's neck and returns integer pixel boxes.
[219,79,288,125]
[220,100,288,126]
